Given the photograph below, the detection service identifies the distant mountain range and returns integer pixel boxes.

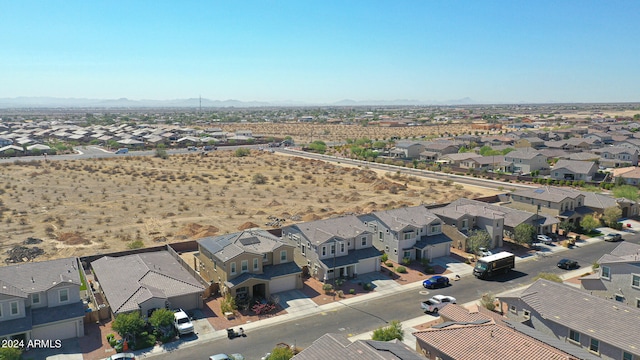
[0,96,479,108]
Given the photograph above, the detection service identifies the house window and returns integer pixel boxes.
[301,244,306,255]
[601,266,611,280]
[431,225,441,233]
[330,245,335,255]
[510,305,516,314]
[379,231,383,240]
[230,262,236,275]
[322,246,326,256]
[280,250,287,262]
[523,309,530,320]
[615,294,625,302]
[59,288,69,303]
[568,329,580,343]
[263,253,268,262]
[32,293,40,305]
[361,237,367,246]
[403,232,412,240]
[403,251,411,259]
[623,351,633,360]
[10,301,18,316]
[241,260,248,273]
[253,258,259,271]
[632,274,640,288]
[461,219,468,229]
[589,338,599,353]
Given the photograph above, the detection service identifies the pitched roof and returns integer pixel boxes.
[553,159,597,174]
[501,279,640,355]
[580,191,619,210]
[224,261,301,288]
[198,229,289,262]
[511,186,583,202]
[359,205,440,232]
[290,215,369,246]
[91,251,205,314]
[432,198,543,229]
[598,242,640,264]
[505,149,545,160]
[0,257,81,294]
[294,333,423,359]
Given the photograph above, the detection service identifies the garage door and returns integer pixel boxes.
[169,293,201,311]
[357,257,377,275]
[430,243,450,259]
[270,275,297,294]
[32,320,80,341]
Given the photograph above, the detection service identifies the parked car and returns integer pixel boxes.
[422,275,450,289]
[603,233,622,242]
[203,145,216,151]
[173,309,194,335]
[187,146,198,151]
[536,234,553,244]
[421,295,456,314]
[209,354,244,360]
[476,247,492,257]
[557,258,579,270]
[115,148,129,154]
[107,353,135,360]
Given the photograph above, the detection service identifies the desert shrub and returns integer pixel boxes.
[402,257,411,266]
[396,266,407,273]
[335,278,345,287]
[363,283,373,291]
[252,173,268,184]
[371,320,403,341]
[127,240,144,249]
[349,288,355,295]
[322,283,334,294]
[480,293,496,311]
[234,148,251,157]
[336,290,345,298]
[131,331,156,350]
[220,293,237,314]
[385,261,393,267]
[381,253,388,262]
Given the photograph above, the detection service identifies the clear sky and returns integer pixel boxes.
[1,1,639,104]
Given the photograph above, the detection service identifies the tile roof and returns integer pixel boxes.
[198,229,289,262]
[433,198,545,229]
[597,242,640,264]
[224,261,301,288]
[360,205,440,232]
[294,333,423,359]
[504,149,545,160]
[319,246,381,268]
[0,257,81,294]
[32,302,85,326]
[511,186,583,202]
[553,159,597,174]
[500,279,640,355]
[290,215,369,246]
[413,233,453,250]
[91,251,205,314]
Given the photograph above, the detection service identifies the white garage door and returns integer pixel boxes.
[32,320,79,341]
[170,293,201,311]
[357,257,377,275]
[270,275,297,294]
[430,243,450,259]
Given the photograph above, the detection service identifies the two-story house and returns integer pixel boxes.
[196,229,302,301]
[503,149,548,174]
[592,146,639,167]
[580,242,640,308]
[358,206,451,263]
[613,167,640,186]
[0,257,85,342]
[281,215,381,282]
[550,159,598,181]
[507,186,591,227]
[500,279,640,360]
[390,141,425,159]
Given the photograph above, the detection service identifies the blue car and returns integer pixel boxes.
[422,275,450,289]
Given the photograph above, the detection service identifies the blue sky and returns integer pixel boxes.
[1,1,639,104]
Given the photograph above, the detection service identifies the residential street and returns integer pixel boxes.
[152,235,638,360]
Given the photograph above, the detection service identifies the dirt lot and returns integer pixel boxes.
[0,150,499,264]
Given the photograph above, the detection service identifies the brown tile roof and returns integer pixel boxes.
[294,333,423,359]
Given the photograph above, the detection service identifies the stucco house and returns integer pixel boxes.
[500,279,640,360]
[390,141,424,159]
[551,159,598,181]
[196,229,302,301]
[91,251,205,316]
[592,146,639,167]
[508,186,592,226]
[0,257,85,342]
[281,215,381,282]
[503,149,548,174]
[580,242,640,308]
[358,206,452,263]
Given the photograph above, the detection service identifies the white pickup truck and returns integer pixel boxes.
[421,295,456,314]
[174,309,194,335]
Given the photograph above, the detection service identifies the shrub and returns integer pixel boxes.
[480,293,496,311]
[363,283,373,291]
[349,288,355,295]
[396,266,407,273]
[220,293,237,314]
[385,261,393,267]
[380,253,388,263]
[335,278,345,287]
[336,290,345,298]
[371,320,403,341]
[127,240,144,249]
[234,148,251,157]
[131,332,156,350]
[402,257,411,266]
[252,302,277,315]
[322,283,334,294]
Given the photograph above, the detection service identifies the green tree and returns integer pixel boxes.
[612,185,639,201]
[580,215,599,233]
[479,293,496,311]
[234,148,251,157]
[268,345,294,360]
[466,230,491,254]
[558,220,575,234]
[307,140,327,153]
[372,140,387,149]
[513,223,536,246]
[0,347,22,360]
[603,207,622,227]
[149,308,175,338]
[371,320,404,341]
[533,272,562,283]
[112,312,145,345]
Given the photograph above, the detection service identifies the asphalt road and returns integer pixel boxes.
[154,235,639,360]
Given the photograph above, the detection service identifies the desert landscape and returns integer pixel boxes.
[0,149,499,264]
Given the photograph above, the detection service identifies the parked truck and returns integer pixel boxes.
[420,295,456,314]
[473,251,515,279]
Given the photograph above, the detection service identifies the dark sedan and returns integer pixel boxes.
[422,275,450,289]
[557,258,579,270]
